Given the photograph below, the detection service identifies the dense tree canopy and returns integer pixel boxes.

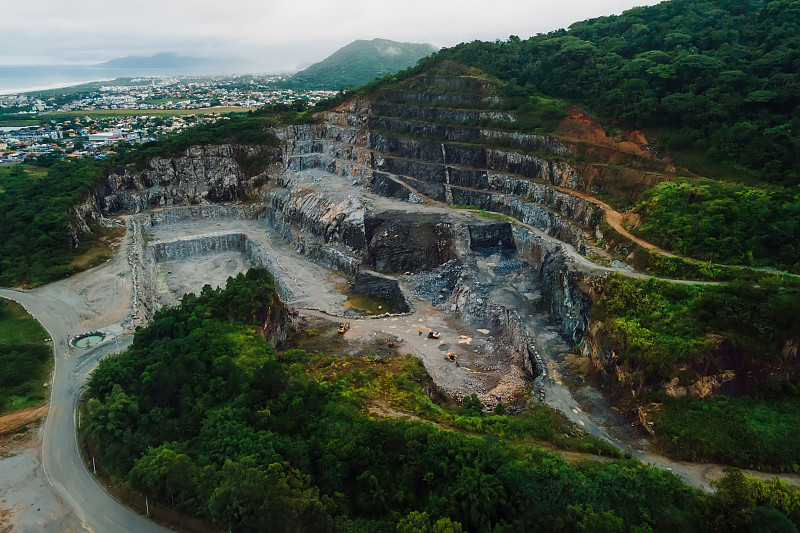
[433,0,800,184]
[632,179,800,271]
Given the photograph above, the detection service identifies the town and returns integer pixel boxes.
[0,74,336,163]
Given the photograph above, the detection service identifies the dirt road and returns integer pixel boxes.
[0,406,49,436]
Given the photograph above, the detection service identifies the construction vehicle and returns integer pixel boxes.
[445,352,459,366]
[418,326,440,339]
[337,321,351,334]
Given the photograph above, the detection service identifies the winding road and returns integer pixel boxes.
[0,223,168,532]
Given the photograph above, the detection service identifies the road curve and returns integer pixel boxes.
[2,290,168,531]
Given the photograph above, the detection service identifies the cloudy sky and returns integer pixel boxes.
[3,0,661,70]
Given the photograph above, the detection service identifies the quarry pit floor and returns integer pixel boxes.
[144,215,528,404]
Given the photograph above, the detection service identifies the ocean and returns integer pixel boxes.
[0,65,234,95]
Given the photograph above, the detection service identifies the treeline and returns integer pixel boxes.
[84,269,800,531]
[0,160,106,286]
[434,0,800,185]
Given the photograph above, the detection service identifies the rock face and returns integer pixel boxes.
[70,144,279,245]
[132,227,293,342]
[349,270,410,313]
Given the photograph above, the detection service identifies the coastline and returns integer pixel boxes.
[0,78,116,96]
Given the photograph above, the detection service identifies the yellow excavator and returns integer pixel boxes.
[337,321,351,334]
[445,352,459,366]
[418,326,440,339]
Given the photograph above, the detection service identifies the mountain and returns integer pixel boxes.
[290,38,438,90]
[95,52,213,69]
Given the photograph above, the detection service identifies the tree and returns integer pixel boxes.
[463,394,484,416]
[129,445,198,508]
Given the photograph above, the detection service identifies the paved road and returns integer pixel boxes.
[1,288,167,532]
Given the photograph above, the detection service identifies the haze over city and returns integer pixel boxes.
[5,0,661,70]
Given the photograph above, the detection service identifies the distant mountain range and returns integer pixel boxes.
[290,38,438,90]
[95,52,243,71]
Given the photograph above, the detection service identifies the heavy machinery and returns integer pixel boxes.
[337,321,351,334]
[445,352,459,366]
[418,326,440,339]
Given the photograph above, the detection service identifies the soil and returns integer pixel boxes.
[0,420,81,533]
[0,406,48,438]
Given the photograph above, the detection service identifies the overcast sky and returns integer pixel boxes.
[3,0,662,70]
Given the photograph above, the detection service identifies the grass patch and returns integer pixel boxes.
[0,298,52,413]
[0,118,40,127]
[68,224,125,271]
[0,163,48,182]
[299,351,622,457]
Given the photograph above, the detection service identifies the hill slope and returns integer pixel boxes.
[430,0,800,185]
[291,38,437,90]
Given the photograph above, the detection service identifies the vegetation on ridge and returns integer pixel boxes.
[0,102,313,288]
[593,275,800,390]
[591,274,800,469]
[289,38,438,91]
[631,179,800,272]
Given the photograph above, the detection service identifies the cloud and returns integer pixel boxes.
[1,0,661,69]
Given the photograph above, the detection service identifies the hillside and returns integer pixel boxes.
[4,0,800,519]
[428,0,800,186]
[290,38,437,90]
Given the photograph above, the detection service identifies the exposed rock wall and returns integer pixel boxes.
[371,103,515,124]
[128,218,158,327]
[268,179,367,251]
[379,89,502,108]
[446,276,542,376]
[70,144,279,246]
[349,271,410,313]
[147,232,293,302]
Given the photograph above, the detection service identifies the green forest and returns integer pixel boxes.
[84,269,800,532]
[631,179,800,271]
[593,275,800,389]
[431,0,799,185]
[592,275,800,470]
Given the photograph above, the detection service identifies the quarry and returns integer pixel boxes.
[66,72,681,427]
